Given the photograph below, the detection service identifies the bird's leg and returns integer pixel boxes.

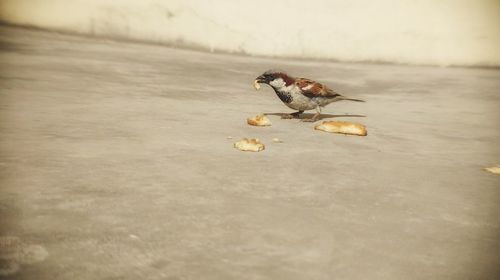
[281,110,304,119]
[302,107,321,122]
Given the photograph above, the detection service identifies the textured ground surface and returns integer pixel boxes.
[0,26,499,280]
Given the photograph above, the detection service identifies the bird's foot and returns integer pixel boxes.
[281,111,302,119]
[302,114,320,122]
[302,118,317,122]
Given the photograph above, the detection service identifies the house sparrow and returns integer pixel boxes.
[254,70,364,122]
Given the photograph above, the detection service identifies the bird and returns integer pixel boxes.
[254,70,364,122]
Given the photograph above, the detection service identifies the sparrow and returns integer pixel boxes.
[254,70,364,122]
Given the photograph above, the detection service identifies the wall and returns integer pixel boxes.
[1,0,499,66]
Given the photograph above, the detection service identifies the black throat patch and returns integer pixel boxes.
[274,89,293,104]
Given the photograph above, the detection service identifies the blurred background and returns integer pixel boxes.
[1,0,499,67]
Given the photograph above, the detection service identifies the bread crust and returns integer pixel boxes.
[485,166,500,175]
[247,114,272,126]
[314,121,367,136]
[234,138,265,152]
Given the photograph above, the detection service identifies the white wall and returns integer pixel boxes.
[1,0,499,66]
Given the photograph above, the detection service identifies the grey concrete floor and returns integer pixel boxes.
[0,26,499,280]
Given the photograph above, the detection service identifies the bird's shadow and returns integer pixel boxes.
[264,112,366,121]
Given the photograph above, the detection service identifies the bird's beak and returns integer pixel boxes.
[255,75,266,83]
[253,75,266,90]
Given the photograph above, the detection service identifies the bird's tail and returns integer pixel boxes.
[340,96,365,102]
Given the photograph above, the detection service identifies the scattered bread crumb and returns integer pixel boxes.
[314,121,367,136]
[484,166,500,175]
[234,138,265,152]
[226,136,233,139]
[247,114,272,126]
[272,138,283,143]
[253,80,261,90]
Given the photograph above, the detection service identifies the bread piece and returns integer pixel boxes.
[234,138,265,152]
[485,166,500,175]
[253,80,261,90]
[314,121,367,136]
[247,114,272,126]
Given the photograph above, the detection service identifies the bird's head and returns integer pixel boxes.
[255,70,294,89]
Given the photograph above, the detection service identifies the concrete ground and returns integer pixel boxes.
[0,26,499,280]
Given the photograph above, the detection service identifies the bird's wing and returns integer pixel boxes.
[295,78,341,98]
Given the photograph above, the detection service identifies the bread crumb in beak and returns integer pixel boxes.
[253,80,261,90]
